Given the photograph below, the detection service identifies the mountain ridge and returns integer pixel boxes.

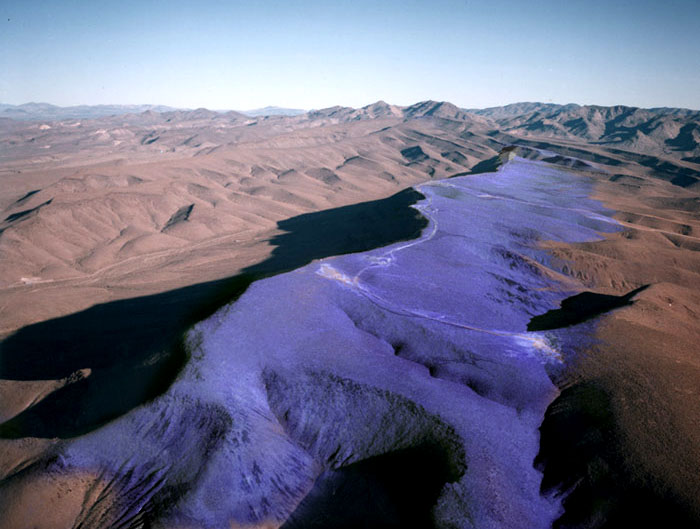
[3,99,698,161]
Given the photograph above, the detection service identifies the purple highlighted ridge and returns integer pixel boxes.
[57,157,620,528]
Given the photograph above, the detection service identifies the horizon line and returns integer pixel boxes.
[2,99,699,114]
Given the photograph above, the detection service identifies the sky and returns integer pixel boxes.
[2,0,700,110]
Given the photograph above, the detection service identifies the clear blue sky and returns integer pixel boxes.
[2,0,699,110]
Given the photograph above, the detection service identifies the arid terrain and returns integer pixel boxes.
[0,100,699,528]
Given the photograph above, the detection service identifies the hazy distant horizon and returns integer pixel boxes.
[3,0,700,110]
[3,98,700,114]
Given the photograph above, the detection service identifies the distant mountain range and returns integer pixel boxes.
[240,106,306,117]
[467,102,700,159]
[0,102,180,121]
[0,103,307,121]
[2,100,699,162]
[303,100,700,161]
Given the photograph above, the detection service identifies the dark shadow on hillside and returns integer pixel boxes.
[527,285,649,331]
[0,189,427,439]
[464,155,502,175]
[247,189,427,276]
[280,444,455,529]
[666,123,700,152]
[448,150,509,179]
[536,381,700,528]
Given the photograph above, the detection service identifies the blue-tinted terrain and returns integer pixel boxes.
[29,157,628,528]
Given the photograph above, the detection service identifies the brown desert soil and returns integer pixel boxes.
[539,169,700,524]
